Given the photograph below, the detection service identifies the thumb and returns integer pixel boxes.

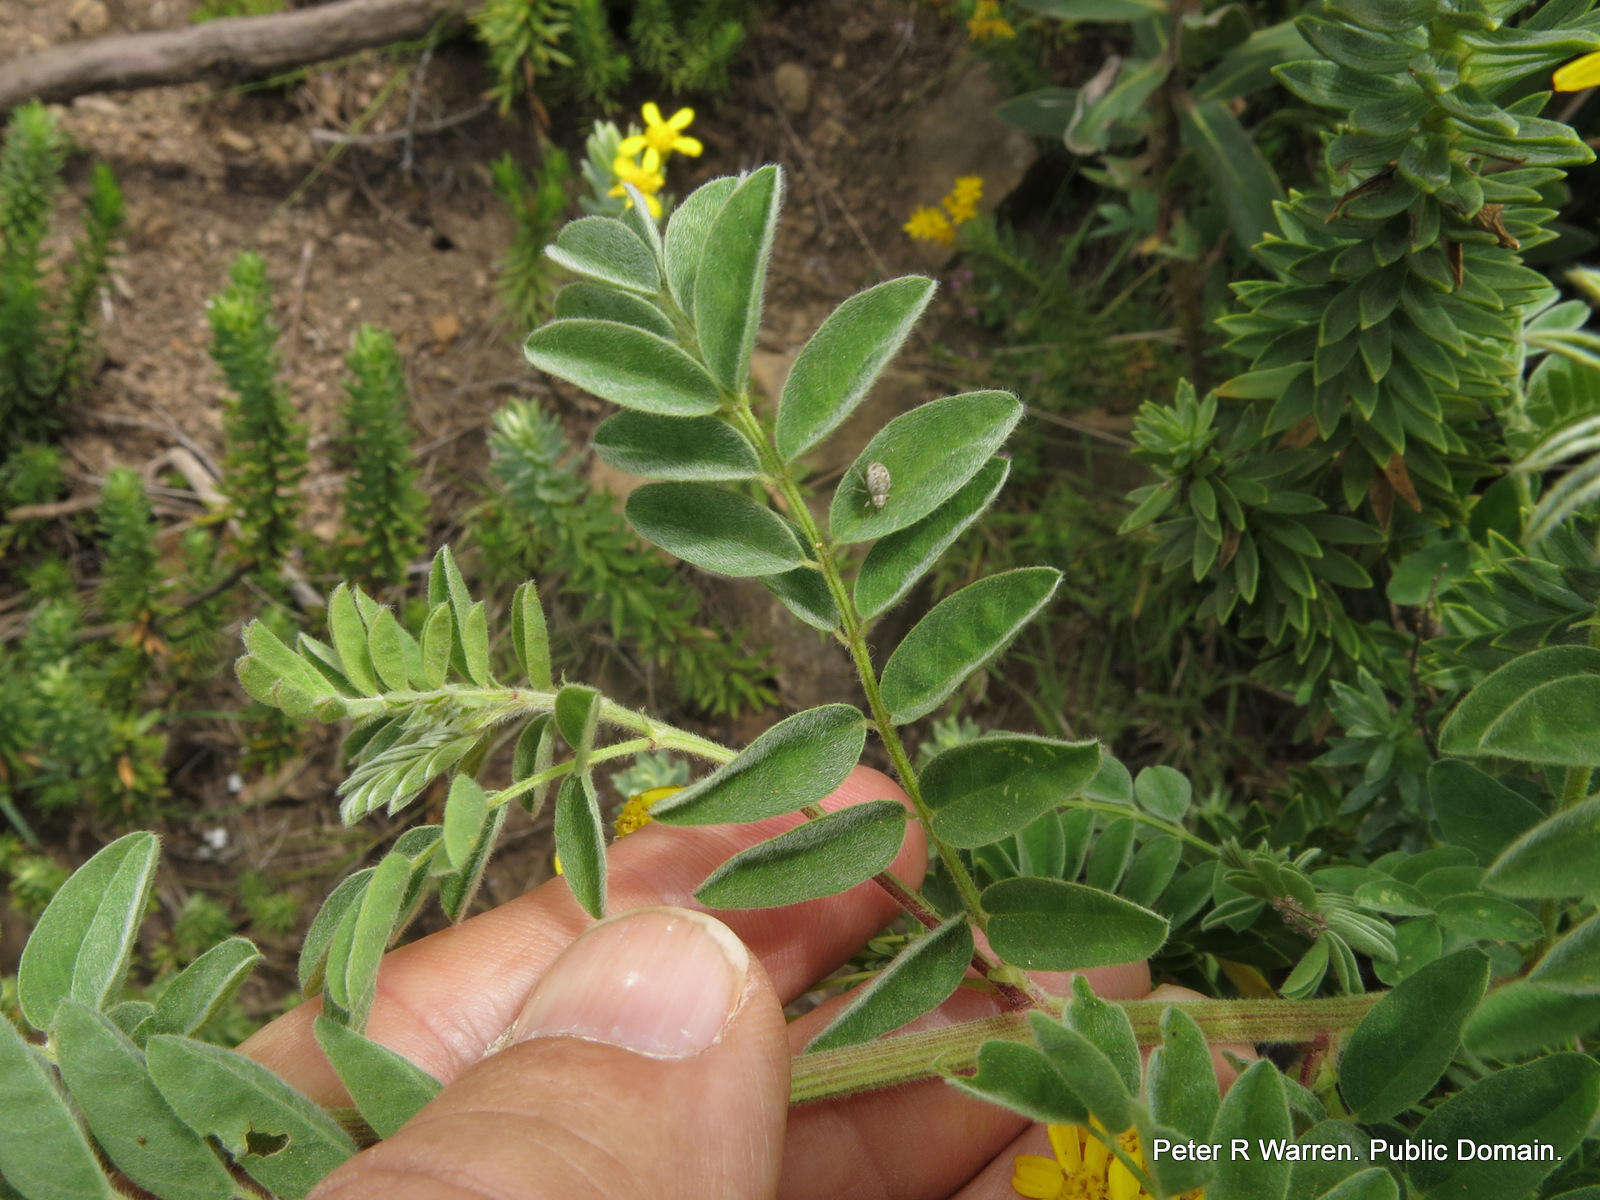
[312,907,790,1200]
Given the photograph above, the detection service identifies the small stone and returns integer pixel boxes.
[774,62,812,115]
[67,0,110,34]
[216,128,256,154]
[430,312,461,346]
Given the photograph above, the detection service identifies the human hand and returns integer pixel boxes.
[244,767,1241,1200]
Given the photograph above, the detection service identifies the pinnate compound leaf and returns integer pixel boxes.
[1438,645,1600,766]
[1209,1060,1292,1200]
[694,165,782,390]
[18,831,158,1031]
[1484,797,1600,900]
[880,567,1061,724]
[147,936,261,1038]
[593,411,760,481]
[830,391,1024,543]
[663,175,739,313]
[807,918,974,1052]
[554,773,608,918]
[52,1001,235,1200]
[313,1015,442,1140]
[524,319,723,417]
[1339,948,1488,1122]
[443,775,492,871]
[1428,759,1544,864]
[146,1034,356,1199]
[1148,1006,1220,1140]
[854,457,1009,621]
[0,1011,117,1200]
[775,275,936,461]
[944,1037,1086,1124]
[923,734,1101,848]
[626,481,807,576]
[510,581,552,689]
[544,215,659,293]
[983,877,1168,970]
[1408,1055,1600,1197]
[696,800,907,909]
[653,704,867,826]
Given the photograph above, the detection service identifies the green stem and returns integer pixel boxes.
[788,994,1382,1105]
[1069,799,1218,856]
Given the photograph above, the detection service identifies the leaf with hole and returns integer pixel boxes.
[880,567,1061,723]
[655,705,867,826]
[922,733,1101,848]
[775,275,936,461]
[696,800,907,909]
[831,391,1023,543]
[627,482,807,576]
[807,918,973,1052]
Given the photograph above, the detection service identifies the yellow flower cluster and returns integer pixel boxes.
[1012,1124,1204,1200]
[903,175,985,245]
[1554,50,1600,90]
[610,102,702,218]
[968,0,1016,41]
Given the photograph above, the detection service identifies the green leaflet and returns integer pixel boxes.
[1062,975,1139,1093]
[1147,1006,1220,1141]
[510,713,558,817]
[443,774,492,871]
[1315,1170,1399,1200]
[324,850,410,1030]
[1027,1010,1133,1131]
[694,165,782,391]
[0,1012,117,1200]
[1464,980,1600,1059]
[510,580,552,689]
[880,567,1061,724]
[922,733,1101,848]
[830,391,1023,544]
[1408,1055,1600,1197]
[1133,765,1192,822]
[982,877,1169,970]
[774,275,936,461]
[1209,1060,1292,1200]
[854,458,1010,621]
[146,1035,356,1199]
[945,1037,1086,1124]
[763,565,840,631]
[439,800,508,923]
[524,319,723,417]
[326,582,380,695]
[593,411,760,481]
[1428,759,1543,864]
[17,831,158,1031]
[544,215,659,293]
[695,800,907,909]
[52,1001,236,1200]
[146,936,261,1038]
[313,1015,442,1140]
[653,704,867,826]
[554,280,675,339]
[298,867,373,994]
[1484,797,1600,899]
[554,682,602,768]
[1339,948,1488,1121]
[554,773,608,918]
[1178,96,1283,255]
[1438,645,1600,766]
[663,175,739,315]
[626,481,807,576]
[1529,912,1600,994]
[806,917,973,1052]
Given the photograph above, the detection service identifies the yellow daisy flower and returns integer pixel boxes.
[618,102,704,160]
[1554,50,1600,91]
[1012,1124,1202,1200]
[609,147,665,218]
[904,204,958,244]
[968,0,1016,41]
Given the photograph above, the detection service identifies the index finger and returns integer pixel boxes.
[242,766,925,1105]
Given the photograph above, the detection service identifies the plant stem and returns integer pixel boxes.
[788,993,1383,1105]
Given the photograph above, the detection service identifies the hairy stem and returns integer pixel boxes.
[788,994,1383,1105]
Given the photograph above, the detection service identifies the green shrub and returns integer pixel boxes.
[0,103,123,458]
[490,148,572,329]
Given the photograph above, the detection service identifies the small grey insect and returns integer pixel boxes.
[865,461,892,510]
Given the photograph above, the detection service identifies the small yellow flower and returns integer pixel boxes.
[614,785,681,837]
[609,147,665,218]
[618,102,704,160]
[1554,50,1600,91]
[904,204,957,244]
[1011,1124,1202,1200]
[943,175,984,224]
[968,0,1016,41]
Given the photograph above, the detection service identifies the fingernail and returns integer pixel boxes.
[510,907,749,1059]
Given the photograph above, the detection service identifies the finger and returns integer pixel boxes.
[312,908,788,1200]
[779,959,1151,1200]
[246,766,924,1105]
